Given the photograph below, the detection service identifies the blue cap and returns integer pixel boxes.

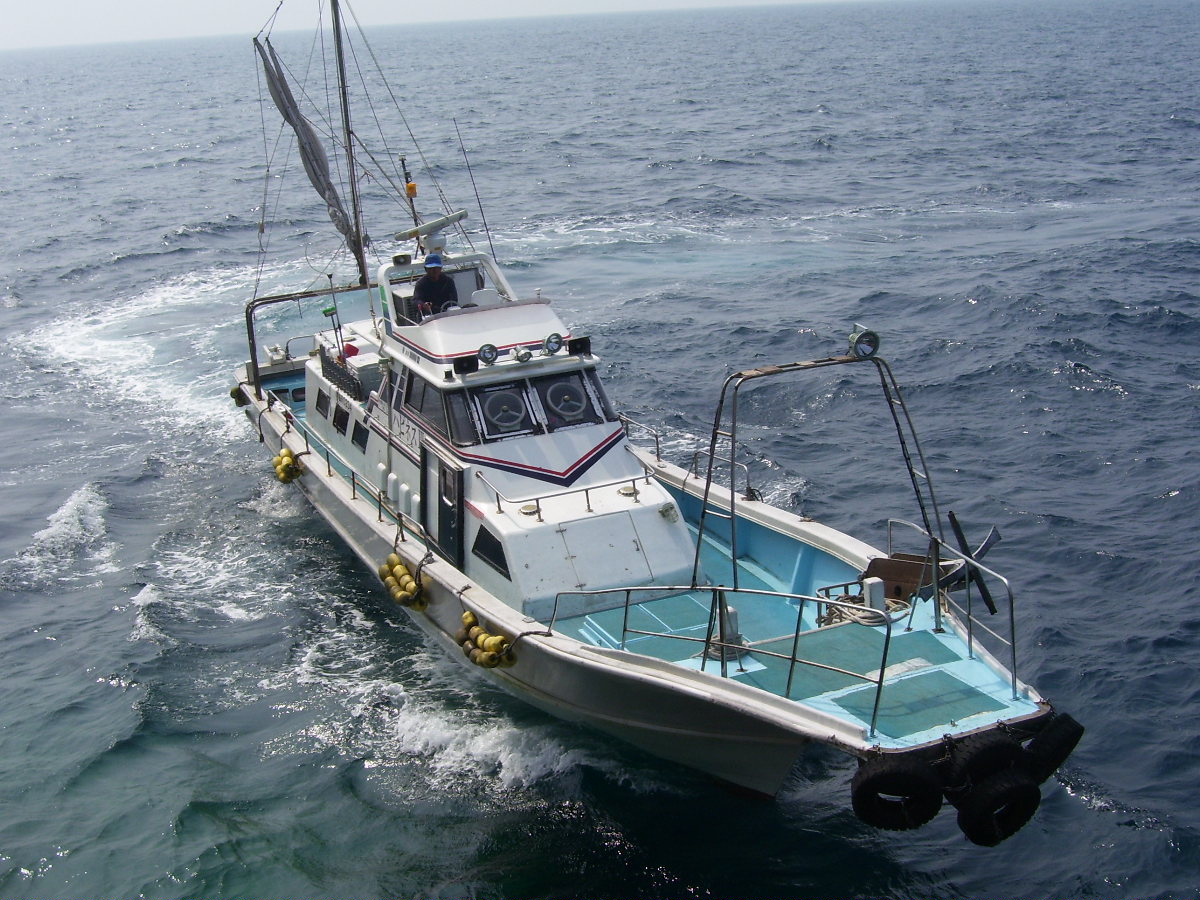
[424,253,443,268]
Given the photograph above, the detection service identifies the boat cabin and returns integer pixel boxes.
[288,254,698,622]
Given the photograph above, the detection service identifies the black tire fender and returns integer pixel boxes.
[956,768,1041,846]
[851,756,943,831]
[1026,713,1084,783]
[945,731,1028,803]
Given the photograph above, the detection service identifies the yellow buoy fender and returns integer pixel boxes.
[482,635,509,654]
[458,619,516,668]
[272,447,303,484]
[375,554,426,608]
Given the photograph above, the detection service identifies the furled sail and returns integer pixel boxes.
[254,37,353,242]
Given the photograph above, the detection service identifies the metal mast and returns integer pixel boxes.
[330,0,370,286]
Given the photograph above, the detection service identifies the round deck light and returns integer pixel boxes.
[849,325,880,359]
[478,343,499,366]
[542,332,563,355]
[514,347,533,363]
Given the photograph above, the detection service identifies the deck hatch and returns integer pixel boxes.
[558,513,654,590]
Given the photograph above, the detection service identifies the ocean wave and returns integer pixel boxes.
[128,583,176,646]
[0,483,117,591]
[160,216,257,245]
[17,267,263,443]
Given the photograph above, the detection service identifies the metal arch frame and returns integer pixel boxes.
[688,352,945,591]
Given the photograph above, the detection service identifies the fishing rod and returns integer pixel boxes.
[454,118,499,262]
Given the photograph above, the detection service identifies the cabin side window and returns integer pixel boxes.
[585,369,619,421]
[389,371,406,412]
[471,525,511,578]
[404,373,449,437]
[332,404,350,435]
[445,392,479,446]
[315,389,331,418]
[351,421,370,451]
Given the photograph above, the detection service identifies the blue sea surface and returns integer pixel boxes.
[1,0,1198,896]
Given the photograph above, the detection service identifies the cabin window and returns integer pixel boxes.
[471,525,511,579]
[532,372,601,431]
[585,369,618,421]
[351,421,370,451]
[446,392,479,446]
[332,404,350,435]
[439,463,459,504]
[292,387,306,404]
[387,370,404,411]
[472,381,535,439]
[404,374,449,436]
[315,389,331,418]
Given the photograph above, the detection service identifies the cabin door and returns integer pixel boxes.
[424,451,463,567]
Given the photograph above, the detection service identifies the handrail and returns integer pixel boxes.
[473,460,654,522]
[245,282,373,400]
[549,583,898,738]
[685,448,757,500]
[619,414,663,461]
[264,390,431,551]
[284,335,317,359]
[885,517,1019,699]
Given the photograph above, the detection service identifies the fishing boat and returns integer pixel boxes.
[231,1,1082,846]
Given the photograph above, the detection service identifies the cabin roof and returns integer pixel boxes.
[384,299,577,381]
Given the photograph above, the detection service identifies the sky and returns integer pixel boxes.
[0,0,841,52]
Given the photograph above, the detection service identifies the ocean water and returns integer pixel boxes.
[1,0,1198,896]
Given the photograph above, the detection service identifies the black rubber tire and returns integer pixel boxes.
[1026,713,1084,783]
[945,731,1028,804]
[851,756,944,831]
[956,768,1041,846]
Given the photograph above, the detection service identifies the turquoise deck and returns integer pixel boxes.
[556,507,1040,749]
[259,371,307,411]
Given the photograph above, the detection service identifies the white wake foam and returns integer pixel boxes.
[0,482,118,589]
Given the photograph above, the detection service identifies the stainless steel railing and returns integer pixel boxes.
[548,583,900,739]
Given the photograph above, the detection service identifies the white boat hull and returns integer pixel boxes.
[248,398,864,796]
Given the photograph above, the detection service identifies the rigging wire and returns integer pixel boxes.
[254,0,485,288]
[255,1,284,42]
[339,1,471,243]
[255,7,361,290]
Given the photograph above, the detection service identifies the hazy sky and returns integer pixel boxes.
[0,0,837,52]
